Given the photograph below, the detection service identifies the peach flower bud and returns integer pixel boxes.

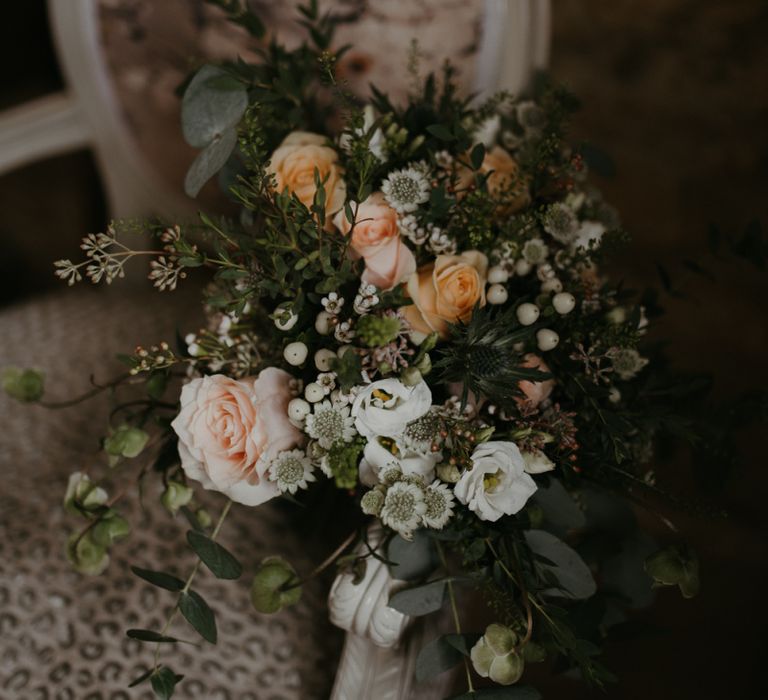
[458,146,529,214]
[267,131,346,214]
[516,354,555,407]
[171,369,302,506]
[333,192,416,291]
[402,251,489,339]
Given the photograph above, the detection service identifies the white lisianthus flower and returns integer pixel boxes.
[573,220,606,251]
[351,378,432,439]
[521,449,555,474]
[358,437,439,486]
[454,441,537,522]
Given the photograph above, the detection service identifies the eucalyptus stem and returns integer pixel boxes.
[152,498,234,668]
[436,541,475,694]
[38,372,132,409]
[281,529,357,592]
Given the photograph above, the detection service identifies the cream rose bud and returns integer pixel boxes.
[171,369,302,506]
[267,131,346,214]
[454,441,537,522]
[351,378,432,439]
[358,438,439,486]
[402,251,489,339]
[333,192,416,291]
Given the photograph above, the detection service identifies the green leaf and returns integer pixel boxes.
[415,635,464,682]
[181,65,247,148]
[443,633,480,657]
[104,424,149,458]
[131,566,185,592]
[250,556,302,614]
[388,580,446,616]
[644,544,700,598]
[146,372,169,400]
[179,590,217,643]
[387,530,439,581]
[186,530,242,580]
[524,530,596,600]
[184,126,238,197]
[127,667,154,688]
[470,142,486,170]
[531,479,586,537]
[1,367,44,402]
[126,629,179,643]
[150,666,184,699]
[426,124,455,141]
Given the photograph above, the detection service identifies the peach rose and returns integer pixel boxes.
[516,354,555,407]
[333,192,416,290]
[171,369,302,506]
[458,146,529,214]
[402,251,488,339]
[267,131,346,214]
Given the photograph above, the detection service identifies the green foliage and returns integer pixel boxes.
[387,530,439,581]
[356,313,402,347]
[250,556,302,613]
[2,367,44,402]
[179,590,218,643]
[149,666,184,700]
[388,579,446,616]
[524,530,596,600]
[187,530,243,580]
[331,351,363,393]
[104,424,149,459]
[126,629,179,644]
[131,566,185,592]
[644,545,700,598]
[324,438,365,489]
[415,635,464,682]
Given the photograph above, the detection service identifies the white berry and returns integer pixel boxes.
[536,328,560,352]
[287,398,311,421]
[516,303,540,326]
[487,265,510,285]
[274,309,298,331]
[283,342,308,366]
[315,311,334,335]
[553,292,576,315]
[514,259,532,276]
[541,278,563,294]
[314,348,337,372]
[486,284,509,305]
[304,382,325,403]
[608,387,621,404]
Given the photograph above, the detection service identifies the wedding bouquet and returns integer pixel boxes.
[7,3,756,698]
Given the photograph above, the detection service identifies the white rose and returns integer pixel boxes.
[351,378,432,439]
[454,441,537,522]
[358,438,439,486]
[521,449,555,474]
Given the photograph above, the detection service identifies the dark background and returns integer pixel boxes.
[1,1,766,697]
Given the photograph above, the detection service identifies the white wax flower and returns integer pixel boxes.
[358,437,438,487]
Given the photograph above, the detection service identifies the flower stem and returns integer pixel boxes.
[436,541,475,694]
[281,529,357,592]
[152,498,233,668]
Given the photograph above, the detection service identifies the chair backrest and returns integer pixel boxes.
[0,0,550,220]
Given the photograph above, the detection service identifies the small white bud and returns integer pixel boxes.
[536,328,560,352]
[315,311,334,335]
[287,397,311,421]
[487,265,510,285]
[314,348,337,372]
[541,278,563,293]
[305,382,325,403]
[283,342,308,366]
[553,292,576,315]
[514,259,532,276]
[516,303,540,326]
[274,309,298,331]
[486,283,509,305]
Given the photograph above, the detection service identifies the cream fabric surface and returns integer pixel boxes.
[0,288,343,699]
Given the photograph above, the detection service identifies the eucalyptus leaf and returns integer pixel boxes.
[181,65,247,148]
[184,127,238,197]
[131,566,185,592]
[415,635,463,682]
[187,530,242,580]
[532,479,586,537]
[525,530,596,600]
[388,580,446,616]
[179,590,217,643]
[387,530,439,581]
[150,666,184,700]
[126,629,179,644]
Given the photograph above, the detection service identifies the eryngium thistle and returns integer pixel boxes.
[433,305,551,406]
